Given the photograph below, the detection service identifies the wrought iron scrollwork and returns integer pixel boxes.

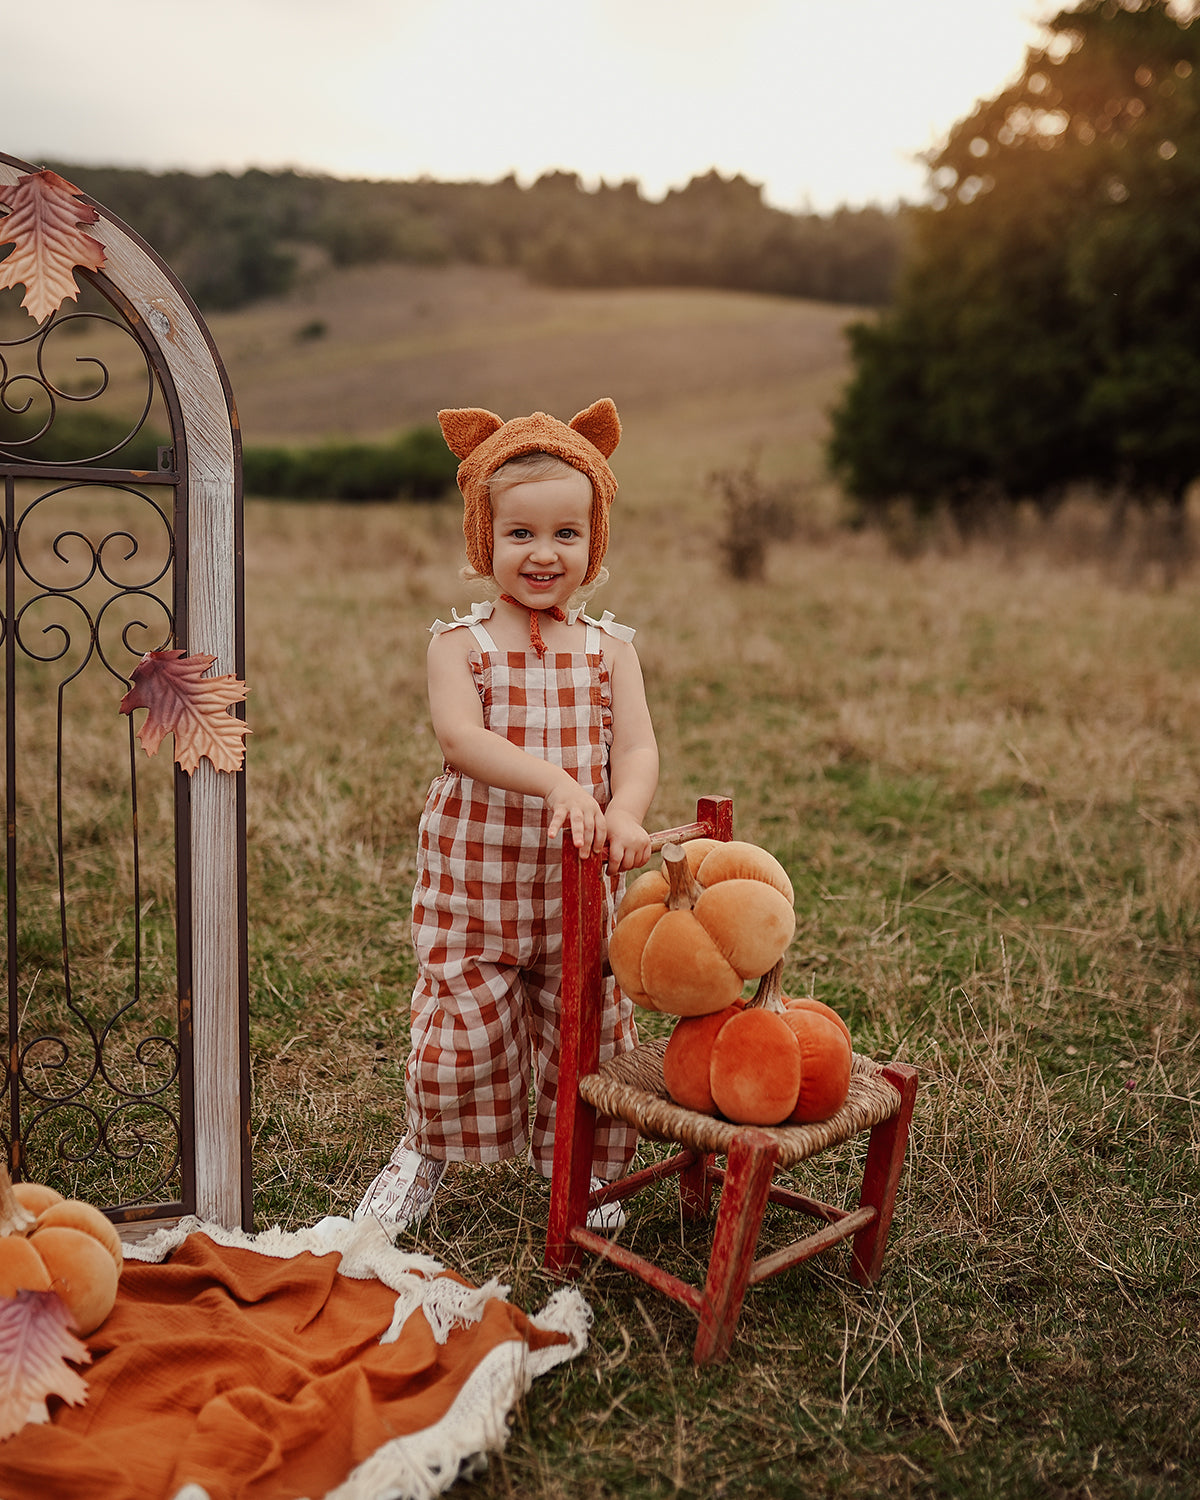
[3,291,186,1211]
[0,307,156,464]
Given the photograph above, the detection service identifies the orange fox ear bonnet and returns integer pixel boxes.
[437,398,621,585]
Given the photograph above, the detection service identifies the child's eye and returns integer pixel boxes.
[556,528,579,540]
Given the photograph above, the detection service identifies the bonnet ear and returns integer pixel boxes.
[438,407,504,460]
[568,398,621,459]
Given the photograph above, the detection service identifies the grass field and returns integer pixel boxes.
[241,491,1199,1498]
[8,263,1200,1496]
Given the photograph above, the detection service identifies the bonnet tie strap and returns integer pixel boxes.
[500,594,566,658]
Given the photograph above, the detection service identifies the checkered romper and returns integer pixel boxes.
[403,604,639,1179]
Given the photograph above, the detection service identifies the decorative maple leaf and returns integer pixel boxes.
[119,649,250,775]
[0,170,107,325]
[0,1289,91,1441]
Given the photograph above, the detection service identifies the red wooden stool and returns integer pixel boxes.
[545,796,918,1364]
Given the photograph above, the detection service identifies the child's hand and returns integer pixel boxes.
[545,779,607,858]
[603,808,653,875]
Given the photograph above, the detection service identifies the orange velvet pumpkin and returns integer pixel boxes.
[662,1001,742,1114]
[784,995,853,1051]
[709,1009,802,1125]
[780,1008,853,1123]
[0,1165,124,1335]
[660,963,854,1127]
[609,840,796,1015]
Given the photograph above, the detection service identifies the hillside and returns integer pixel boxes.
[205,261,861,507]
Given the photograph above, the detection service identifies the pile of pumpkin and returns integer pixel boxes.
[0,1161,124,1439]
[610,839,853,1127]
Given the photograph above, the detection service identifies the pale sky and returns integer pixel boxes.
[2,0,1058,212]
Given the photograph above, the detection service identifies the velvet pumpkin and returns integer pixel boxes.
[661,1001,742,1114]
[709,1009,802,1125]
[784,994,852,1051]
[609,840,796,1015]
[780,1008,853,1123]
[0,1165,123,1335]
[659,963,854,1127]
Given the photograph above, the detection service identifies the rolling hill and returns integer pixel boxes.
[203,261,861,506]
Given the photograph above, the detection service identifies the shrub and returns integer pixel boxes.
[0,407,457,504]
[711,460,798,581]
[0,406,167,470]
[241,424,458,502]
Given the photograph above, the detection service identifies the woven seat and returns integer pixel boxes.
[545,797,918,1364]
[580,1041,905,1167]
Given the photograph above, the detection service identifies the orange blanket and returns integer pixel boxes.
[0,1219,589,1500]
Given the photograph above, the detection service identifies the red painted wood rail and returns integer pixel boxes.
[545,796,918,1365]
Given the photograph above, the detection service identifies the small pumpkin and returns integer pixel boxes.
[779,1007,853,1124]
[610,840,796,1015]
[709,1007,802,1125]
[661,963,854,1127]
[662,1001,743,1114]
[0,1163,123,1335]
[784,994,852,1051]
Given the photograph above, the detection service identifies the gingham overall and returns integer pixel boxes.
[403,603,639,1179]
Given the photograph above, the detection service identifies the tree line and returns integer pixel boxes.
[41,160,904,313]
[829,0,1200,544]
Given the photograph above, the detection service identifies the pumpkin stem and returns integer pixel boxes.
[661,843,703,911]
[746,959,786,1013]
[0,1159,36,1237]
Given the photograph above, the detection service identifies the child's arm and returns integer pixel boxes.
[427,630,608,856]
[603,638,659,874]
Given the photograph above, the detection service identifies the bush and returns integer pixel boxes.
[711,460,798,581]
[241,424,458,501]
[0,406,168,470]
[0,406,457,504]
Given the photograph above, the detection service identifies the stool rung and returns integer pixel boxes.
[748,1206,877,1286]
[569,1225,705,1313]
[709,1167,854,1225]
[593,1148,701,1206]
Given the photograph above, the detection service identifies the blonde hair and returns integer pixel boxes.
[487,451,592,499]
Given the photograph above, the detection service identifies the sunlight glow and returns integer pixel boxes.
[3,0,1058,212]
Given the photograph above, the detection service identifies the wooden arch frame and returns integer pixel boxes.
[0,153,251,1230]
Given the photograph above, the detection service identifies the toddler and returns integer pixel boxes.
[355,398,658,1233]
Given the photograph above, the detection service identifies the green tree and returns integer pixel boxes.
[829,0,1200,535]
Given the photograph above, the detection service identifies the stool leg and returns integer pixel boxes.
[679,1150,714,1221]
[546,1093,596,1278]
[850,1063,918,1287]
[694,1131,778,1364]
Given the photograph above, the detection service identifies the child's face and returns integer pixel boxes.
[490,471,592,609]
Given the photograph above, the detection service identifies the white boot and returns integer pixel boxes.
[587,1176,626,1233]
[354,1147,446,1232]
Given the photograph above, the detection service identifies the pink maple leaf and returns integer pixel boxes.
[0,170,107,325]
[0,1289,91,1441]
[119,649,250,775]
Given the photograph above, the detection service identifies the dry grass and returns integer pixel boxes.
[235,495,1200,1499]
